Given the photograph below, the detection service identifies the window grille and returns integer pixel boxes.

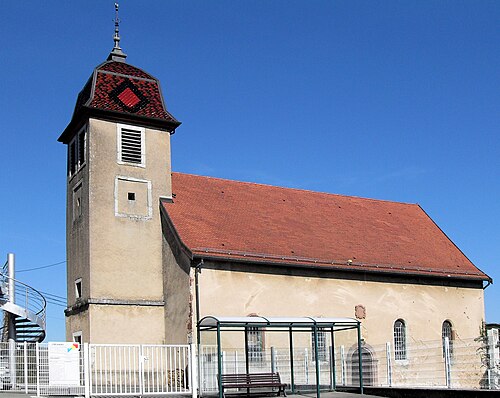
[247,327,263,362]
[394,319,407,360]
[442,320,453,356]
[120,127,144,164]
[311,328,327,361]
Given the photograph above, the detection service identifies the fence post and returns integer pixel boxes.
[386,342,392,387]
[84,343,90,398]
[444,337,451,388]
[24,341,28,393]
[35,342,40,397]
[329,346,334,391]
[235,351,238,374]
[304,348,309,384]
[222,351,227,375]
[340,346,345,386]
[190,344,197,398]
[271,347,276,373]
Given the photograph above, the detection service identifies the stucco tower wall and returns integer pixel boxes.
[67,118,172,343]
[65,127,91,341]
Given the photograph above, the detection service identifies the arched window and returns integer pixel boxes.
[394,319,407,360]
[442,320,453,356]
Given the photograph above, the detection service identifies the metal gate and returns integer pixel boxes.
[89,344,192,396]
[0,342,193,397]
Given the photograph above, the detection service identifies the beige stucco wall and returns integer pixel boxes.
[196,267,485,348]
[66,117,172,343]
[162,234,192,344]
[87,118,170,300]
[88,305,165,344]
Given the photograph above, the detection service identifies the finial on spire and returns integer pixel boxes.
[108,2,127,62]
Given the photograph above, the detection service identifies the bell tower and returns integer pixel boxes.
[58,6,180,343]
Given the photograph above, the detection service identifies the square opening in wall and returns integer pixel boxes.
[115,177,151,218]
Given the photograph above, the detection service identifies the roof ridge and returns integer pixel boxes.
[171,171,418,206]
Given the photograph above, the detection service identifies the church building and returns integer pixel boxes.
[59,24,491,363]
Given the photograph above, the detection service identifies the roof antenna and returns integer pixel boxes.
[108,2,127,62]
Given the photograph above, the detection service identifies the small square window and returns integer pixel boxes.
[128,192,136,201]
[75,279,82,299]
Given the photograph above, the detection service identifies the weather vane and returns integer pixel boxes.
[113,2,121,50]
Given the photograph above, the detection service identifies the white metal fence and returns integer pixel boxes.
[0,337,498,397]
[0,342,193,397]
[199,338,500,393]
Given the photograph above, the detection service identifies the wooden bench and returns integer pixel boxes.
[219,373,287,397]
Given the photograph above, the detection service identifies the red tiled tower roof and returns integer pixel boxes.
[58,60,180,143]
[161,173,490,282]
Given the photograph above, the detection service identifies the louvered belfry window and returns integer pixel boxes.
[119,126,144,165]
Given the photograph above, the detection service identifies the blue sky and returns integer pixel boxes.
[0,1,498,341]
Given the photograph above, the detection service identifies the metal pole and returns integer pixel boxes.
[330,328,336,391]
[289,327,295,394]
[217,324,222,398]
[84,343,90,398]
[357,324,363,395]
[313,326,320,398]
[271,347,276,373]
[244,328,249,375]
[340,346,345,386]
[386,342,392,387]
[190,344,197,398]
[444,336,451,388]
[7,253,16,389]
[35,342,40,397]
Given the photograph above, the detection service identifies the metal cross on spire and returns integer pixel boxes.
[108,2,127,62]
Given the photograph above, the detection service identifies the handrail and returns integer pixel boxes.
[0,272,46,322]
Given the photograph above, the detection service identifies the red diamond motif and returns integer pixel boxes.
[117,87,141,108]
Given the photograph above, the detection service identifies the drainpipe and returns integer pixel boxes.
[194,259,203,397]
[194,259,203,344]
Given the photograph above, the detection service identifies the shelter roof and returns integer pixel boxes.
[198,316,359,329]
[162,172,490,282]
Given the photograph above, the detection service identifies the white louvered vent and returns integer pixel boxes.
[120,127,144,165]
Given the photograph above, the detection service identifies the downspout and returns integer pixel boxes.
[195,259,203,344]
[194,259,203,397]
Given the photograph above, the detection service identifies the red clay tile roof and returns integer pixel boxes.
[162,173,489,281]
[59,60,180,143]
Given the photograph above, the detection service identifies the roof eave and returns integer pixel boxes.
[191,252,490,283]
[58,106,181,143]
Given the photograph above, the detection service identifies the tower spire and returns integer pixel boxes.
[108,2,127,62]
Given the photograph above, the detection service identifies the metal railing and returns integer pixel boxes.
[0,272,46,324]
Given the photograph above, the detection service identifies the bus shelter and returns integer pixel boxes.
[197,316,363,398]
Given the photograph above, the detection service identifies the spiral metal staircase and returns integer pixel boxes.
[0,254,46,343]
